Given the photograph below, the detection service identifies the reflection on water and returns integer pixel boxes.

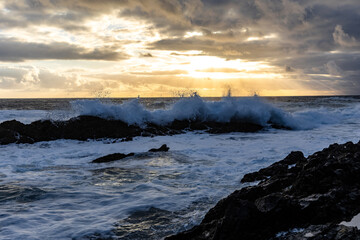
[0,184,47,203]
[114,207,176,240]
[91,167,147,186]
[112,197,215,240]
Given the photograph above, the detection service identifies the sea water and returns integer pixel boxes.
[0,96,360,239]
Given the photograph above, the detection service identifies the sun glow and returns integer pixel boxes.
[184,31,203,38]
[177,55,276,79]
[246,34,277,42]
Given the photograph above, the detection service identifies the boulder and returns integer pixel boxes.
[92,152,135,163]
[148,144,170,152]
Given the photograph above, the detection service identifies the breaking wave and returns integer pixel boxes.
[70,95,360,130]
[71,95,294,127]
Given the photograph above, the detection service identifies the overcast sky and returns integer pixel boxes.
[0,0,359,97]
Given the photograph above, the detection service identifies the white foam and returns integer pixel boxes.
[2,96,360,132]
[70,96,360,130]
[70,96,295,128]
[341,213,360,229]
[1,118,360,239]
[0,110,49,124]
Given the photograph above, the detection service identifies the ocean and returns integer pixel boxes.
[0,96,360,239]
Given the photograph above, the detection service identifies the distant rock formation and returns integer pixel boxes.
[166,141,360,240]
[0,116,264,145]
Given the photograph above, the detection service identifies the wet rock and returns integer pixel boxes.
[0,116,269,145]
[0,124,34,144]
[167,141,360,240]
[0,127,18,144]
[92,152,135,163]
[121,136,133,142]
[241,151,306,183]
[148,144,170,152]
[0,116,142,144]
[206,121,263,134]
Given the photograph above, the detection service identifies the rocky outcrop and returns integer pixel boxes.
[166,141,360,240]
[0,116,265,145]
[0,116,142,144]
[91,153,135,163]
[148,144,170,152]
[91,144,170,163]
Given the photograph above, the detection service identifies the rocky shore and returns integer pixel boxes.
[166,141,360,240]
[0,116,265,145]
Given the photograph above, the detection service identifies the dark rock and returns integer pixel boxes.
[0,116,142,145]
[206,122,263,134]
[166,141,360,240]
[0,116,271,145]
[0,127,18,145]
[92,152,135,163]
[241,151,306,183]
[121,136,133,142]
[0,123,34,144]
[148,144,170,152]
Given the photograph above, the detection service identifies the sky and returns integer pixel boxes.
[0,0,359,98]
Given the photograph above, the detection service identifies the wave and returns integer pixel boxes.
[69,95,360,131]
[69,95,300,129]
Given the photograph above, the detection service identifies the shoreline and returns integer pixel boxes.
[166,141,360,240]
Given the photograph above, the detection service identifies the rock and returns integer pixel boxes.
[166,141,360,240]
[121,136,133,142]
[148,144,170,152]
[92,152,135,163]
[0,116,142,145]
[206,121,263,134]
[0,127,18,145]
[0,124,34,144]
[241,151,306,183]
[0,116,271,145]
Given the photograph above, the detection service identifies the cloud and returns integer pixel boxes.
[333,25,358,47]
[285,66,295,72]
[0,65,75,89]
[325,61,342,76]
[1,0,360,95]
[140,53,153,57]
[0,38,127,62]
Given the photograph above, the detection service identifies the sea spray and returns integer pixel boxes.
[70,95,297,128]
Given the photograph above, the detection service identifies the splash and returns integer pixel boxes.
[70,95,298,128]
[69,95,360,130]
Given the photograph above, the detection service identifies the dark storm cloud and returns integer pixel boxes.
[0,38,127,62]
[152,37,286,61]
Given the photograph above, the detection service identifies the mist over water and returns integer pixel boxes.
[1,95,360,239]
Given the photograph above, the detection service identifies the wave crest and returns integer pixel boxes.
[70,95,298,129]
